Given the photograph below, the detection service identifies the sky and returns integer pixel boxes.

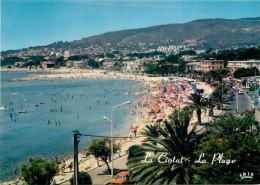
[1,0,260,51]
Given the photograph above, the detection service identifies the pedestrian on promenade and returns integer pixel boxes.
[134,129,137,138]
[68,162,73,172]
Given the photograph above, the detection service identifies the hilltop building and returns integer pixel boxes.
[64,50,70,59]
[182,55,198,62]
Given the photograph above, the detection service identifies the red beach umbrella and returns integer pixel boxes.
[131,126,139,130]
[153,106,160,113]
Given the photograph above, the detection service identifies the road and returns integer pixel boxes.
[58,137,144,185]
[226,89,254,113]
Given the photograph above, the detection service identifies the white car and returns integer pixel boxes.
[238,89,244,94]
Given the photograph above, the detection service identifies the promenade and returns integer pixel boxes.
[53,137,144,185]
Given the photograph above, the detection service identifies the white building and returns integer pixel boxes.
[227,60,260,73]
[64,50,70,59]
[186,62,200,71]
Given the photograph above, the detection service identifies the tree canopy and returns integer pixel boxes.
[20,157,58,185]
[233,67,259,79]
[86,138,120,174]
[70,171,92,185]
[88,59,100,68]
[194,113,260,184]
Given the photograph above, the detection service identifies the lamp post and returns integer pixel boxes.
[205,93,210,123]
[236,88,239,113]
[103,101,131,177]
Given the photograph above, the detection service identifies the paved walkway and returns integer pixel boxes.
[52,137,144,185]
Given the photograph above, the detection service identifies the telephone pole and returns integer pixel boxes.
[73,131,80,185]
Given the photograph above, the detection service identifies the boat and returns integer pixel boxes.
[35,104,39,107]
[18,110,27,113]
[0,106,7,110]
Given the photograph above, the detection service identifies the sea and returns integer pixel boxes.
[0,71,145,182]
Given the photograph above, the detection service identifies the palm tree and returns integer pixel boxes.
[187,92,206,125]
[127,108,203,184]
[141,125,160,145]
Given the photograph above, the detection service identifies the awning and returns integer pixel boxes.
[153,106,160,113]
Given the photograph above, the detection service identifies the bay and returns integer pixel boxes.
[0,71,144,182]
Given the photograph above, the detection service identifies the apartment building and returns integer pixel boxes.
[200,60,224,72]
[186,60,224,72]
[227,60,260,73]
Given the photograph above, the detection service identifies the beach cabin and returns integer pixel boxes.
[41,61,55,69]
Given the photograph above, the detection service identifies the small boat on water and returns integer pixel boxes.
[39,102,44,104]
[35,104,39,107]
[0,106,7,110]
[18,110,27,113]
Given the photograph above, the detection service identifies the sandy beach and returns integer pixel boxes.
[1,68,213,185]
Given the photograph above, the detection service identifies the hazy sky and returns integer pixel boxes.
[1,0,260,51]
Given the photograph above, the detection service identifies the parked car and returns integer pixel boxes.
[110,171,131,184]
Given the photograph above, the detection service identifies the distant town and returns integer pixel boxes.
[1,45,260,81]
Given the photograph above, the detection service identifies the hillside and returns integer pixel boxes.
[2,17,260,57]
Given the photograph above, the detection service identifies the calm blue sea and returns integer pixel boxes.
[0,71,144,182]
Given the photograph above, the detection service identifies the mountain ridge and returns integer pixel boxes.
[2,17,260,57]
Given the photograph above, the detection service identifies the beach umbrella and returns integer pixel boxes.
[153,106,160,113]
[174,85,180,91]
[180,85,186,91]
[182,84,190,89]
[131,126,139,130]
[168,86,174,92]
[163,86,167,92]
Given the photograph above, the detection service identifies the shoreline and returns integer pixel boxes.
[1,69,212,184]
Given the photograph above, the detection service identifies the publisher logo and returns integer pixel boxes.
[240,172,254,179]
